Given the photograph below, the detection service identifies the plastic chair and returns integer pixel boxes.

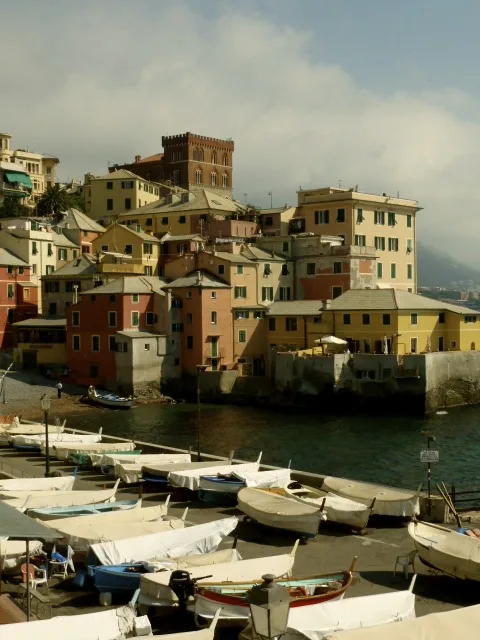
[49,545,75,579]
[393,549,417,578]
[20,563,49,591]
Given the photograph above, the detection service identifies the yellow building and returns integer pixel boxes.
[92,223,160,276]
[13,318,67,371]
[265,301,331,353]
[328,289,480,354]
[292,187,421,293]
[84,169,161,222]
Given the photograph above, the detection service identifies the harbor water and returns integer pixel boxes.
[64,402,480,491]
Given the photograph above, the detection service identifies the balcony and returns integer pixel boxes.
[203,348,225,360]
[2,182,31,198]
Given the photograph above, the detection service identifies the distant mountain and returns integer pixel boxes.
[417,243,480,288]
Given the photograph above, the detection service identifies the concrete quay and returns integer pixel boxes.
[0,446,476,625]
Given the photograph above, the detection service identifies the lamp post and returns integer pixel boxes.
[196,364,208,461]
[247,574,292,640]
[41,393,51,477]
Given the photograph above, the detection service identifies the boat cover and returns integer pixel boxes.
[114,463,144,484]
[282,589,415,640]
[1,423,64,436]
[322,476,420,517]
[141,552,294,606]
[170,462,260,491]
[12,433,101,446]
[4,482,119,511]
[0,538,43,570]
[238,488,323,516]
[233,468,291,488]
[51,441,135,460]
[0,604,137,640]
[143,461,223,477]
[90,452,190,468]
[142,548,241,573]
[90,516,238,565]
[0,475,75,492]
[327,602,480,640]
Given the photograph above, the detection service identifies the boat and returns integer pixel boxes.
[283,481,374,530]
[113,453,192,483]
[87,385,134,409]
[322,476,420,518]
[143,461,227,486]
[0,420,66,444]
[195,562,356,622]
[71,449,138,466]
[151,609,220,640]
[5,479,121,512]
[141,542,298,608]
[408,519,480,581]
[237,487,327,537]
[0,538,44,571]
[0,473,76,493]
[90,451,190,473]
[12,431,102,453]
[28,498,142,521]
[168,454,263,492]
[50,440,135,461]
[199,468,291,495]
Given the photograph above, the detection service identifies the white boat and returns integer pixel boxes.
[0,538,44,570]
[322,476,420,517]
[0,474,75,493]
[87,386,134,409]
[51,440,135,461]
[0,603,141,640]
[199,468,291,494]
[238,487,326,537]
[143,461,228,484]
[169,454,263,491]
[12,431,101,448]
[408,520,480,581]
[89,516,238,565]
[90,452,191,469]
[284,482,373,530]
[0,420,65,436]
[141,542,298,608]
[327,602,480,640]
[151,609,220,640]
[5,479,121,512]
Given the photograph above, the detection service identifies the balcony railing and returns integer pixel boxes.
[203,349,225,359]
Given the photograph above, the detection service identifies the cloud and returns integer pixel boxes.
[2,1,480,262]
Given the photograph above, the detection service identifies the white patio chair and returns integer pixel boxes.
[49,545,75,579]
[393,549,417,578]
[21,563,49,592]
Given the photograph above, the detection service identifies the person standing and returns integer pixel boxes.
[56,381,63,399]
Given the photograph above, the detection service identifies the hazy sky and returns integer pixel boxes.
[2,1,480,262]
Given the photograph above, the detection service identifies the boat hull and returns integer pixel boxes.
[198,475,245,494]
[29,499,141,521]
[87,390,133,409]
[93,564,147,596]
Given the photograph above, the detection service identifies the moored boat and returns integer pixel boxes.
[199,468,291,494]
[143,461,224,486]
[0,473,76,493]
[87,385,134,409]
[12,431,101,453]
[28,497,141,521]
[52,440,135,461]
[168,454,263,492]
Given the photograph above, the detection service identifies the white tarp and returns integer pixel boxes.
[4,481,120,511]
[322,476,420,517]
[328,602,480,640]
[90,452,191,468]
[0,538,43,570]
[143,461,224,477]
[0,475,75,492]
[315,336,348,345]
[46,501,169,531]
[114,463,143,484]
[90,516,238,566]
[0,604,137,640]
[233,468,292,488]
[283,589,415,640]
[51,441,135,460]
[12,433,101,446]
[169,462,260,491]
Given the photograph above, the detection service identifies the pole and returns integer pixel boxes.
[270,191,273,208]
[196,368,201,462]
[26,540,30,621]
[44,408,50,477]
[427,435,431,516]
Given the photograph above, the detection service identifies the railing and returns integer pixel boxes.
[450,484,480,511]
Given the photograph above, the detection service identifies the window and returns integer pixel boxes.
[144,266,153,275]
[212,151,217,164]
[116,342,128,353]
[32,264,37,275]
[7,284,14,299]
[45,281,59,293]
[343,313,351,325]
[73,335,80,351]
[125,198,131,209]
[186,291,192,299]
[332,286,343,299]
[465,315,477,323]
[254,311,263,319]
[23,288,30,300]
[286,317,297,332]
[45,265,55,275]
[406,239,413,253]
[222,174,228,188]
[388,238,399,252]
[105,181,113,190]
[211,172,217,187]
[121,180,134,189]
[279,287,291,301]
[109,294,116,303]
[7,266,13,275]
[90,294,96,302]
[223,154,228,166]
[263,263,272,276]
[238,330,247,343]
[268,318,276,331]
[187,336,193,349]
[66,280,81,293]
[374,211,385,225]
[108,311,117,327]
[236,265,244,275]
[217,264,225,275]
[107,199,113,211]
[281,263,289,276]
[407,264,413,280]
[172,323,184,332]
[388,211,396,226]
[47,243,53,257]
[410,337,418,353]
[407,214,412,228]
[179,216,186,224]
[234,286,247,298]
[362,313,370,325]
[109,336,116,351]
[377,262,383,278]
[7,309,13,323]
[306,262,316,275]
[145,218,153,227]
[264,216,273,227]
[411,313,418,325]
[161,217,168,225]
[438,336,444,351]
[92,336,100,352]
[211,291,216,299]
[18,267,24,274]
[72,250,77,259]
[32,241,38,255]
[438,312,445,324]
[144,343,150,351]
[354,235,366,246]
[356,208,364,223]
[333,261,342,274]
[195,169,202,184]
[383,313,391,325]
[262,287,274,302]
[146,312,154,325]
[125,244,133,255]
[336,208,345,222]
[211,311,217,324]
[131,311,139,327]
[235,310,249,319]
[58,248,67,260]
[282,242,289,252]
[143,243,153,254]
[391,263,396,279]
[132,294,139,303]
[314,210,329,224]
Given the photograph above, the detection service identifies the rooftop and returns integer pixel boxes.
[57,209,105,233]
[159,232,204,243]
[81,276,166,296]
[0,248,28,268]
[167,270,230,289]
[13,317,67,328]
[46,254,98,278]
[266,301,324,316]
[101,223,160,243]
[89,168,157,183]
[116,330,165,339]
[50,229,79,249]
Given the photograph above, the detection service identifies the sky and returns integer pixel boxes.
[2,0,480,263]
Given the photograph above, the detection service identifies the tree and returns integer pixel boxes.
[36,184,72,216]
[68,194,86,212]
[0,197,31,218]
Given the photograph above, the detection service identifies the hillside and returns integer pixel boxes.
[417,243,480,288]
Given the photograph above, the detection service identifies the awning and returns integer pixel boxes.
[0,500,62,541]
[3,172,33,188]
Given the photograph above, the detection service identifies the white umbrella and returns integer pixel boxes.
[315,336,348,345]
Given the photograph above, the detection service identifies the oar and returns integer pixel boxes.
[436,483,461,527]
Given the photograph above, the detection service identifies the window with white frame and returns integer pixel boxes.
[314,210,329,224]
[236,265,244,275]
[211,311,217,324]
[195,169,202,184]
[222,174,228,188]
[388,238,399,252]
[374,236,385,251]
[374,211,385,225]
[234,286,247,299]
[108,311,116,327]
[354,235,366,246]
[211,172,217,187]
[238,330,247,343]
[262,287,274,302]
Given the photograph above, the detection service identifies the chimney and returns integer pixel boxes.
[196,270,202,284]
[135,155,141,163]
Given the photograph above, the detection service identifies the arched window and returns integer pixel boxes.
[199,148,204,162]
[211,172,217,187]
[223,154,228,166]
[195,169,202,184]
[222,173,228,188]
[212,151,217,165]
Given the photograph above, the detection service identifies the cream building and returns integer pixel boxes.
[92,222,161,276]
[84,169,161,223]
[292,187,421,293]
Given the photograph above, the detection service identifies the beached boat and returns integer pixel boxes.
[0,420,66,444]
[283,482,373,530]
[322,476,420,518]
[90,451,190,473]
[199,468,291,495]
[113,453,192,483]
[168,454,263,492]
[87,386,134,409]
[408,520,480,581]
[141,542,298,608]
[0,473,76,493]
[28,498,141,521]
[0,538,44,571]
[12,431,101,453]
[143,461,226,486]
[195,563,356,621]
[237,487,327,537]
[50,440,135,461]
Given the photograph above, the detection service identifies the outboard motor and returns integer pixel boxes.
[168,570,213,610]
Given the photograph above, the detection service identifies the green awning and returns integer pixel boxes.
[3,172,33,188]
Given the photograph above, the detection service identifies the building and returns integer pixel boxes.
[158,233,205,270]
[110,131,234,196]
[291,187,420,292]
[0,161,33,206]
[55,208,105,253]
[51,229,80,268]
[83,169,161,222]
[92,223,161,276]
[258,207,297,236]
[0,249,38,348]
[0,133,59,205]
[265,300,329,355]
[13,317,66,372]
